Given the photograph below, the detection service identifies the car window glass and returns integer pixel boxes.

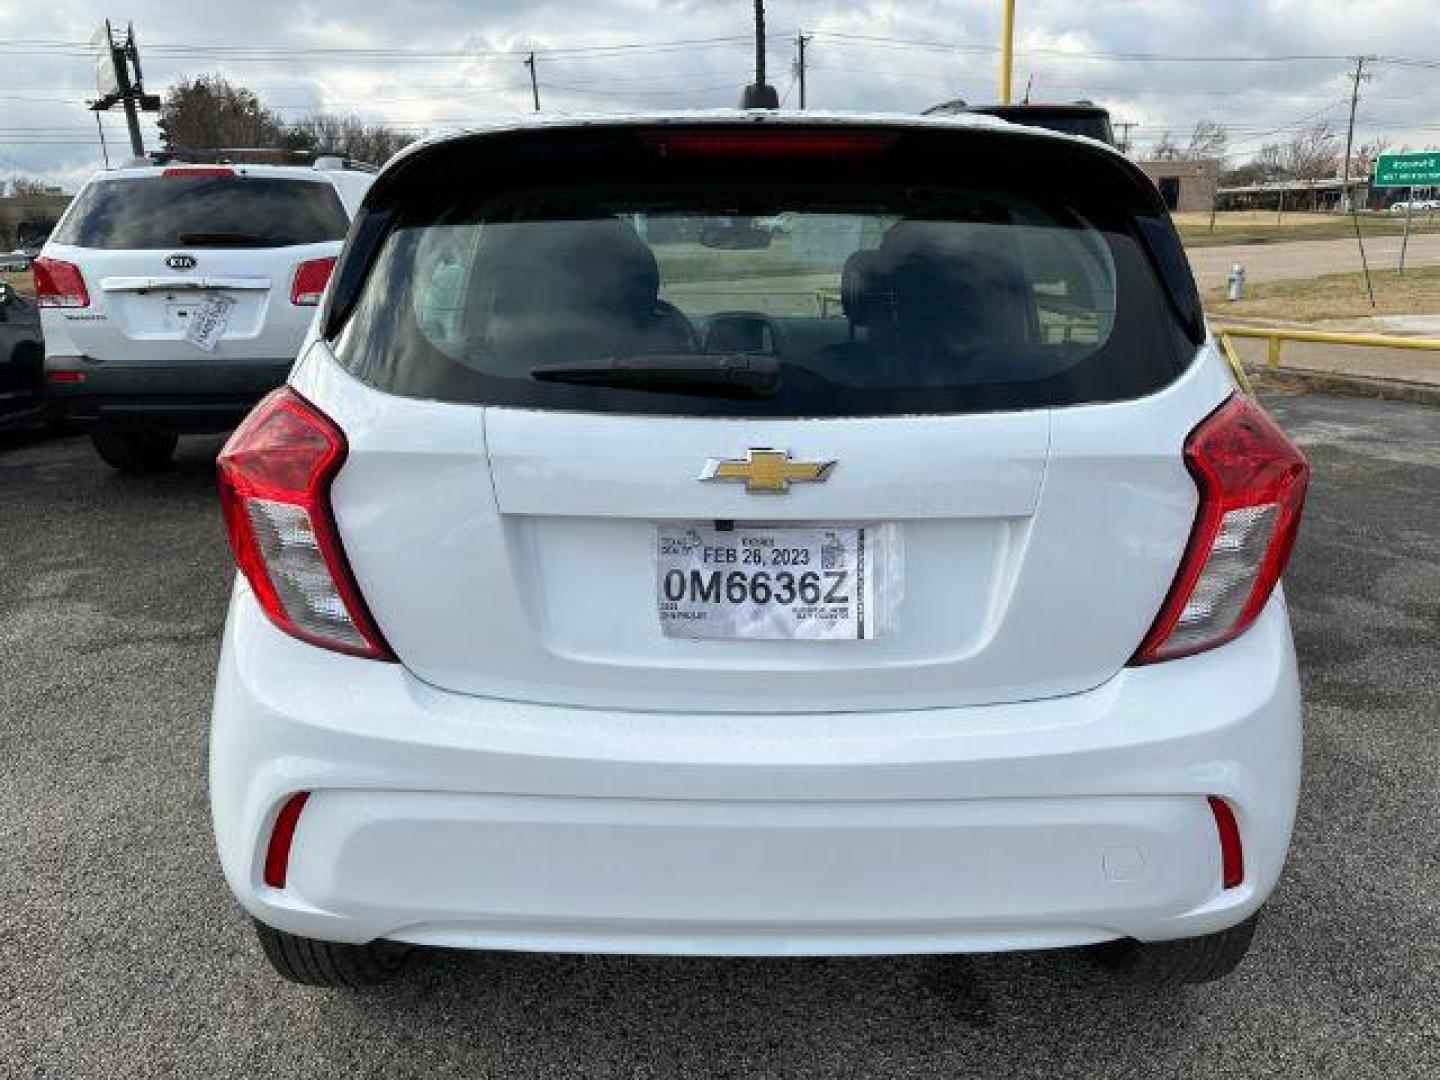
[330,129,1196,417]
[53,176,348,249]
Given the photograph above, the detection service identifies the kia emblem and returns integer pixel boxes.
[166,254,197,270]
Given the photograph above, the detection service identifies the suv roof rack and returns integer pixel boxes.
[145,147,378,172]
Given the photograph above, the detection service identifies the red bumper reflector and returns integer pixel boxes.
[1208,795,1244,889]
[263,792,311,889]
[46,370,87,384]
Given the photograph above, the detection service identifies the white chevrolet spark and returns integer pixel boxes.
[210,113,1309,988]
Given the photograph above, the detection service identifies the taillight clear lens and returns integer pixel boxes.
[33,257,90,308]
[217,388,393,660]
[1132,394,1309,664]
[291,256,336,306]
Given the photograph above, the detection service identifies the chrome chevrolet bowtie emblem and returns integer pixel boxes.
[699,448,835,494]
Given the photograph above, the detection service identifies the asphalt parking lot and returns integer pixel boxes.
[1,392,1436,1079]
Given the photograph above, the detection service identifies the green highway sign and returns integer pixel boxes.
[1374,151,1440,188]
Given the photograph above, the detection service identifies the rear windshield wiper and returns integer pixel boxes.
[530,353,781,398]
[175,231,284,247]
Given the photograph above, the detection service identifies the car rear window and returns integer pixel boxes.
[53,175,348,249]
[329,126,1201,417]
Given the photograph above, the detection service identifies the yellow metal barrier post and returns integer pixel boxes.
[1211,322,1440,387]
[1213,324,1440,354]
[999,0,1016,104]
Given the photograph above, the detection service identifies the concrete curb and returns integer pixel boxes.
[1248,366,1440,407]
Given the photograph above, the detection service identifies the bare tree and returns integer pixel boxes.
[1254,142,1285,176]
[1354,137,1391,176]
[288,114,415,167]
[156,75,414,166]
[6,177,51,197]
[1183,120,1228,161]
[1150,130,1179,160]
[1281,121,1339,182]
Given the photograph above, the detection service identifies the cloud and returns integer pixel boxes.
[2,0,1438,190]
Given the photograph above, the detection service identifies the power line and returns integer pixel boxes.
[0,33,788,62]
[808,31,1385,65]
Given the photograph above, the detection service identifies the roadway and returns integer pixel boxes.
[1,392,1436,1078]
[1188,230,1440,290]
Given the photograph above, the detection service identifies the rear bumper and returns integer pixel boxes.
[210,586,1303,956]
[44,355,290,430]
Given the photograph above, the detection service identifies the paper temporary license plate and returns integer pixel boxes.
[657,523,876,640]
[182,293,237,351]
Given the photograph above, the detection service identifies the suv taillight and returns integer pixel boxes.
[291,257,336,306]
[33,257,90,308]
[217,388,393,660]
[1132,394,1309,664]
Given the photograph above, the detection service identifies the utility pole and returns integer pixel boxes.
[754,1,767,88]
[89,21,159,159]
[1340,55,1372,212]
[739,1,779,108]
[1114,121,1136,156]
[93,112,110,169]
[796,32,809,110]
[1338,54,1377,305]
[524,52,540,112]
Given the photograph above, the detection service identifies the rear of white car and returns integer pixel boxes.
[209,115,1309,988]
[37,161,371,470]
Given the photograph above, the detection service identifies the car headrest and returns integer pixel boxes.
[840,249,891,327]
[466,217,664,368]
[474,217,660,315]
[875,220,1031,344]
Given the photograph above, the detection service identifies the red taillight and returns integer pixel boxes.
[1132,394,1309,664]
[264,792,310,889]
[45,370,87,384]
[1208,796,1244,889]
[291,256,336,306]
[217,387,393,660]
[33,257,90,309]
[162,166,235,177]
[642,130,897,158]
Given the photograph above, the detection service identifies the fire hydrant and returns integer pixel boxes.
[1227,263,1246,302]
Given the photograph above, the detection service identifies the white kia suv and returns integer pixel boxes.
[36,154,374,471]
[210,114,1309,988]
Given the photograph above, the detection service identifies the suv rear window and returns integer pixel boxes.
[330,126,1200,417]
[53,175,348,249]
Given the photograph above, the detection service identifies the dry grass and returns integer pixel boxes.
[1175,209,1440,248]
[1203,263,1440,322]
[0,269,35,296]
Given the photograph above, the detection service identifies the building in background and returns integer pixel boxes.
[0,192,72,251]
[1215,176,1374,213]
[1136,159,1219,212]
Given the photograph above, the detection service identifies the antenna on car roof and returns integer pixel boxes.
[739,0,780,109]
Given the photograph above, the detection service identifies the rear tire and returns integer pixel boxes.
[253,920,411,988]
[1086,913,1260,985]
[90,424,177,472]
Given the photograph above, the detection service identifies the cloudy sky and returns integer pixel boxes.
[2,0,1439,190]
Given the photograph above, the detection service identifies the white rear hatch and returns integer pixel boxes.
[282,120,1224,712]
[40,166,352,363]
